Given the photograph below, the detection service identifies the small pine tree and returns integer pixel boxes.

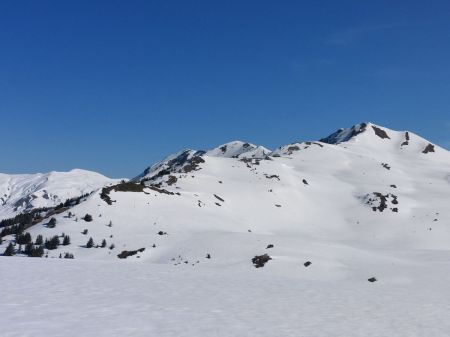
[107,221,112,227]
[48,217,57,228]
[24,243,34,256]
[82,229,88,235]
[109,243,115,250]
[101,239,107,248]
[62,235,71,246]
[64,252,74,259]
[86,237,94,248]
[35,234,43,245]
[3,242,15,256]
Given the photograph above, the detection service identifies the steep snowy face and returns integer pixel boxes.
[0,169,117,220]
[133,149,207,185]
[206,141,270,158]
[319,123,369,144]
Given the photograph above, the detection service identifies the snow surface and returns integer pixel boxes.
[1,122,450,336]
[2,255,450,337]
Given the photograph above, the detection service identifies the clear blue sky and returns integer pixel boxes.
[1,1,449,178]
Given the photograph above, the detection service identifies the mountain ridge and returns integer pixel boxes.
[1,122,449,268]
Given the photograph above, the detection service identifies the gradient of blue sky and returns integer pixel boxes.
[0,0,449,177]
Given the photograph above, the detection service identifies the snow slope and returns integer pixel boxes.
[2,122,448,262]
[0,169,118,220]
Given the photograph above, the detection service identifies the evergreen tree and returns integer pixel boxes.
[3,242,15,256]
[24,243,34,256]
[47,217,57,228]
[83,214,93,222]
[86,237,94,248]
[82,229,88,235]
[35,234,43,245]
[30,245,44,258]
[44,235,60,250]
[16,232,32,245]
[109,243,115,250]
[62,235,71,246]
[101,239,107,248]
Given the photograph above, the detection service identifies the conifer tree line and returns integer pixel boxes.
[2,231,72,258]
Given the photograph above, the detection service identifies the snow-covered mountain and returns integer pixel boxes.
[2,122,450,336]
[2,122,449,266]
[0,169,118,220]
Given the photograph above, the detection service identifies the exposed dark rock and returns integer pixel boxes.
[368,277,377,283]
[422,143,435,154]
[320,123,367,144]
[401,132,410,146]
[117,248,145,259]
[252,254,272,268]
[214,194,225,202]
[304,261,312,267]
[183,156,206,173]
[372,126,390,139]
[382,163,391,170]
[264,174,280,181]
[287,145,300,152]
[166,175,177,186]
[302,179,309,185]
[365,192,399,213]
[149,186,174,195]
[266,244,274,249]
[157,231,167,235]
[101,182,145,205]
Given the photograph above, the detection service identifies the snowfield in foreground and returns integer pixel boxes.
[2,255,450,337]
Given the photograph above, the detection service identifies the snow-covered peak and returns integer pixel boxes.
[206,141,270,159]
[0,169,117,220]
[133,149,206,184]
[317,122,446,156]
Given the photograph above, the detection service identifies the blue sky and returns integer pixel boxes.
[0,1,449,178]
